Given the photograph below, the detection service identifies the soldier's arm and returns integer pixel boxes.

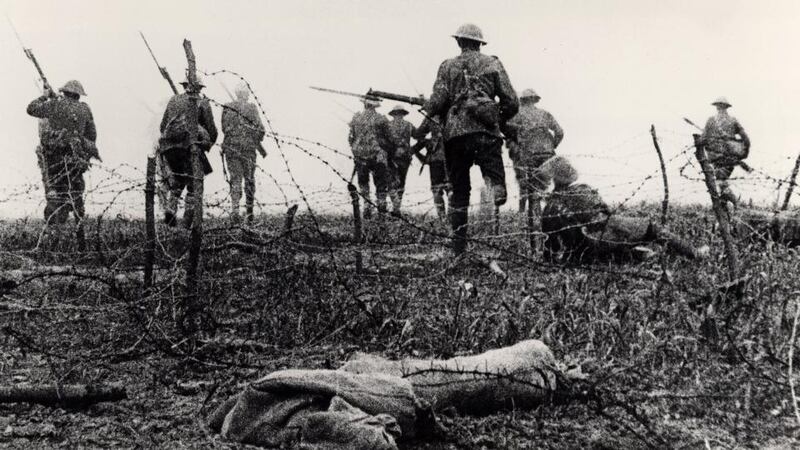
[26,96,54,119]
[412,117,431,140]
[250,104,266,140]
[549,113,564,148]
[699,117,714,144]
[376,117,396,152]
[221,106,232,134]
[84,107,97,143]
[348,119,356,147]
[200,100,218,145]
[492,59,519,124]
[159,97,176,133]
[734,119,750,152]
[423,61,450,119]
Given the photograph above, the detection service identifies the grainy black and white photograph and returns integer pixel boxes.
[1,0,799,448]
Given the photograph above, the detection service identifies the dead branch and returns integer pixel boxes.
[0,383,127,407]
[650,125,669,225]
[781,152,800,210]
[693,134,740,280]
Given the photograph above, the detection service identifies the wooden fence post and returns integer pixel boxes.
[182,39,204,335]
[144,156,156,289]
[693,134,739,280]
[347,183,363,272]
[781,151,800,211]
[650,125,669,225]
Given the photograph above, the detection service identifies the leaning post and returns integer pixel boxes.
[182,39,204,336]
[693,134,739,280]
[347,183,363,273]
[144,156,156,289]
[781,151,800,211]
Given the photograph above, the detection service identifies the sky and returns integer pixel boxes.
[2,0,800,218]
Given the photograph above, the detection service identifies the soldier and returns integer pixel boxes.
[506,89,563,215]
[387,104,416,214]
[26,80,98,224]
[700,97,750,208]
[222,83,266,223]
[348,96,396,219]
[540,156,708,263]
[423,23,519,255]
[412,116,450,221]
[158,74,217,228]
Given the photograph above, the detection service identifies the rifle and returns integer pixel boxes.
[140,31,178,95]
[366,89,426,107]
[683,117,752,173]
[7,15,54,95]
[410,139,429,175]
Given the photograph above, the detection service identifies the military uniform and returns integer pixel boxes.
[348,104,395,217]
[387,111,416,212]
[424,24,519,254]
[26,86,97,224]
[506,93,563,215]
[413,116,450,220]
[159,92,217,227]
[222,97,265,221]
[700,98,750,205]
[541,158,704,263]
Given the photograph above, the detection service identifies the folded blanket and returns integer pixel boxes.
[209,340,558,448]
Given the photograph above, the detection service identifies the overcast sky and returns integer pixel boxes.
[2,0,799,218]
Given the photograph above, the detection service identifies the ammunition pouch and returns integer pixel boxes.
[465,96,499,128]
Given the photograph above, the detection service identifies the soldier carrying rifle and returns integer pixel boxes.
[348,96,396,219]
[422,23,519,256]
[387,104,417,215]
[222,83,266,223]
[698,97,750,210]
[158,73,217,228]
[27,80,98,224]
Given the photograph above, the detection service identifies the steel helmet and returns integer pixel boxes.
[520,89,540,100]
[389,104,409,116]
[452,23,487,45]
[711,96,731,108]
[539,155,578,186]
[179,73,206,88]
[59,80,87,96]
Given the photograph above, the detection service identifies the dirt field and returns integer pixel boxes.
[1,206,799,449]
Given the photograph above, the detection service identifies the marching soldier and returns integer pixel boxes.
[158,74,217,228]
[423,23,519,255]
[26,80,98,224]
[540,156,708,263]
[412,116,450,221]
[506,89,563,216]
[387,104,416,214]
[222,83,266,223]
[700,97,750,208]
[348,96,396,218]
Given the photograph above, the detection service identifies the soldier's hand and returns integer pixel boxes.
[43,85,55,98]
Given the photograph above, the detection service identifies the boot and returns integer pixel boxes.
[451,208,469,256]
[245,205,254,224]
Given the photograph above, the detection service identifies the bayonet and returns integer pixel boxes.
[310,85,372,100]
[7,15,53,94]
[139,31,178,95]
